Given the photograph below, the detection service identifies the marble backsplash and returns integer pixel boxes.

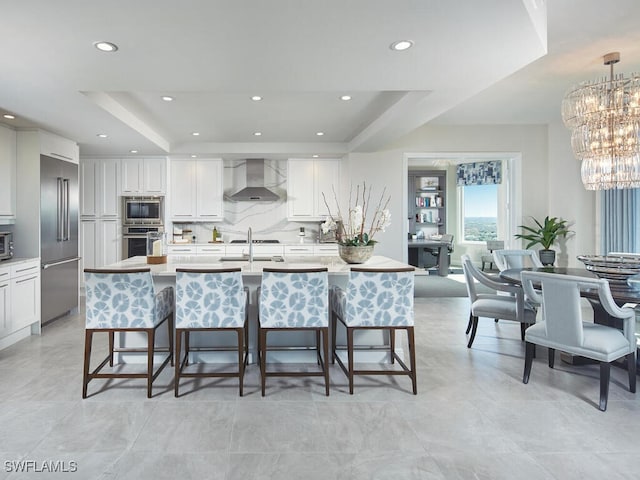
[171,159,323,244]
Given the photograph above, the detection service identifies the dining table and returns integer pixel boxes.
[499,266,640,367]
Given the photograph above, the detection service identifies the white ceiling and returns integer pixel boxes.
[0,0,638,159]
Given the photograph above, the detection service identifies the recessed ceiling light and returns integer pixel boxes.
[390,40,413,51]
[3,114,15,119]
[97,133,108,138]
[130,149,138,153]
[340,95,352,101]
[191,154,197,158]
[93,41,118,52]
[161,96,174,102]
[316,132,324,136]
[191,132,200,136]
[254,132,262,136]
[312,154,319,158]
[251,95,262,101]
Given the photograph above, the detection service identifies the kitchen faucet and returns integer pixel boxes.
[247,227,253,262]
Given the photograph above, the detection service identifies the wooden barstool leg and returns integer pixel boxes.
[147,328,155,398]
[237,328,244,397]
[347,327,355,395]
[174,329,182,397]
[260,328,267,397]
[108,331,114,367]
[168,314,174,367]
[323,327,330,396]
[82,330,93,399]
[408,327,417,395]
[390,328,395,364]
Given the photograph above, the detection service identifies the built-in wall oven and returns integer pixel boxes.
[123,196,164,225]
[122,225,164,259]
[121,196,164,259]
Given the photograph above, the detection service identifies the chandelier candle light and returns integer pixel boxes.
[562,52,640,190]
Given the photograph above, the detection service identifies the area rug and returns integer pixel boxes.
[414,273,494,298]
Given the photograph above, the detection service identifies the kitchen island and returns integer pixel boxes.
[105,255,415,364]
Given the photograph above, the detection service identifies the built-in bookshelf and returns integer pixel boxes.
[408,170,446,237]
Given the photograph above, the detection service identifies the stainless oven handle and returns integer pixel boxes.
[56,177,63,241]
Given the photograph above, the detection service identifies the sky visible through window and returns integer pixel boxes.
[463,184,498,241]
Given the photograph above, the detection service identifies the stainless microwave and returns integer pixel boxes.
[122,196,164,225]
[0,232,14,261]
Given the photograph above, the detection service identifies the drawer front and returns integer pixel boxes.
[196,245,226,255]
[0,266,9,282]
[10,260,40,278]
[167,245,197,255]
[314,245,339,256]
[284,245,314,256]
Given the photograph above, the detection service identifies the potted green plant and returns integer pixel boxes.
[514,216,572,266]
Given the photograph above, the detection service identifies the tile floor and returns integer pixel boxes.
[0,297,638,479]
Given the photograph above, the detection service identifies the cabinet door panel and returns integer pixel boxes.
[0,125,17,218]
[314,160,340,217]
[143,158,166,193]
[80,159,98,217]
[170,159,196,218]
[121,158,142,193]
[287,160,315,218]
[196,159,223,218]
[100,160,120,217]
[100,220,121,266]
[11,274,39,331]
[0,281,10,338]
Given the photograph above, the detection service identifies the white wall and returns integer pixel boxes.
[340,123,595,267]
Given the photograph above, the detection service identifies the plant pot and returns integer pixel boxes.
[338,245,374,264]
[538,249,556,266]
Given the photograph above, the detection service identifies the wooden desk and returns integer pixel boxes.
[407,239,450,276]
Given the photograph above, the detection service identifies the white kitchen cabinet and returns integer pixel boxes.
[0,266,10,338]
[313,244,339,256]
[170,158,223,221]
[39,130,79,163]
[284,245,314,256]
[196,244,225,255]
[167,245,197,255]
[225,245,284,257]
[80,219,121,285]
[80,158,120,218]
[287,158,340,221]
[122,157,166,195]
[0,124,16,221]
[10,260,40,332]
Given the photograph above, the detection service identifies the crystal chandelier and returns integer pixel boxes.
[561,52,640,190]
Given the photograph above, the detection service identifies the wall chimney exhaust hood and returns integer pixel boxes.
[229,158,279,201]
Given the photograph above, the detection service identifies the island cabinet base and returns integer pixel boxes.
[112,267,409,365]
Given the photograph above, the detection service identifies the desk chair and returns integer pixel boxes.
[174,268,249,397]
[461,255,537,348]
[258,267,330,396]
[426,234,454,273]
[83,268,174,398]
[521,271,636,411]
[481,240,504,271]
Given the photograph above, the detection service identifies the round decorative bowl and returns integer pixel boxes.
[577,254,640,287]
[338,245,374,264]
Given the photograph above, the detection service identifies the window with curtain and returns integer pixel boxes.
[457,161,502,242]
[601,188,640,253]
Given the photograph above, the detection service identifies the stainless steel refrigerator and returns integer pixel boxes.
[40,155,80,323]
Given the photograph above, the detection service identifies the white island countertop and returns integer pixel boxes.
[108,255,414,277]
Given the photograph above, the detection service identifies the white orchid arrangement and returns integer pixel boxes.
[321,182,391,246]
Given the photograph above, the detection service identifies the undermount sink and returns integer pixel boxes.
[219,256,284,262]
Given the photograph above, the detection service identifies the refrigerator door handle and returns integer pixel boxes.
[56,177,64,241]
[42,256,81,270]
[63,178,70,241]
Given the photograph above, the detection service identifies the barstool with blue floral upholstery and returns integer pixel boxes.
[331,267,417,394]
[83,268,174,398]
[174,268,249,397]
[258,267,329,396]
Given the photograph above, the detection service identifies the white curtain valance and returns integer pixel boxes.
[456,161,502,186]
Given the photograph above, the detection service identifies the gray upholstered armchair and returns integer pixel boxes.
[521,271,636,411]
